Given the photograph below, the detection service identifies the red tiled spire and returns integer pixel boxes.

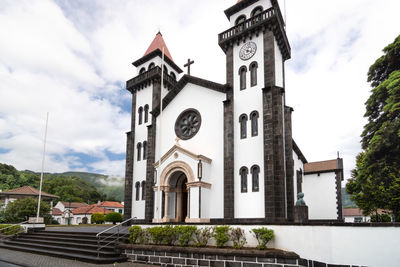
[144,32,174,62]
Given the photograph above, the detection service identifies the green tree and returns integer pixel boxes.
[1,198,50,223]
[347,35,400,221]
[104,212,123,224]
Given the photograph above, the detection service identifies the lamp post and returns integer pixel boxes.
[198,160,202,219]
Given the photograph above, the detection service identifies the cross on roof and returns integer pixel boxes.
[184,58,194,75]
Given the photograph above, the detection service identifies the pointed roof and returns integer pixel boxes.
[144,32,174,62]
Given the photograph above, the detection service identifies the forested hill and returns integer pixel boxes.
[0,163,124,203]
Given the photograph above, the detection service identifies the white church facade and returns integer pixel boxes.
[124,0,344,224]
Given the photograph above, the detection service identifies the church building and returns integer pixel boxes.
[124,0,344,224]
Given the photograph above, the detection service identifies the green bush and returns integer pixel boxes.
[371,213,392,222]
[194,227,212,247]
[91,213,104,224]
[44,214,59,225]
[129,225,144,244]
[212,226,231,248]
[252,227,274,250]
[147,226,165,244]
[161,225,178,245]
[230,227,247,249]
[176,225,197,246]
[105,212,123,224]
[0,224,24,235]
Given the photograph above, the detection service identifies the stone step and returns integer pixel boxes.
[22,233,128,245]
[14,237,116,252]
[3,240,120,258]
[0,243,127,264]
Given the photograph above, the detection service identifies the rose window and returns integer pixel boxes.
[175,109,202,140]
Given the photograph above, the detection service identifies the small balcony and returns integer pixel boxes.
[126,66,178,92]
[218,7,290,60]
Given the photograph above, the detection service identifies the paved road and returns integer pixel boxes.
[0,248,152,267]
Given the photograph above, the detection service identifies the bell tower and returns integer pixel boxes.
[219,0,294,222]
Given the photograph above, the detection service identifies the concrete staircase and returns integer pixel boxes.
[0,230,127,264]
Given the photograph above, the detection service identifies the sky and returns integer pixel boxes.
[0,0,399,182]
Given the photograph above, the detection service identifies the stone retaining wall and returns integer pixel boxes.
[121,244,300,267]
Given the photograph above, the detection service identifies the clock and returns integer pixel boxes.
[239,42,257,61]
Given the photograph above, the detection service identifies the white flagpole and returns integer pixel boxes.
[157,47,165,220]
[37,112,49,222]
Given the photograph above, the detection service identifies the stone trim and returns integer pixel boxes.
[284,107,294,221]
[132,49,183,73]
[262,86,286,222]
[159,161,195,187]
[152,75,227,117]
[186,181,212,189]
[153,144,212,168]
[292,140,307,164]
[335,158,344,221]
[124,92,136,220]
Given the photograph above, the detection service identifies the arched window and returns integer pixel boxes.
[163,65,168,75]
[148,62,155,70]
[138,107,143,125]
[250,111,259,137]
[135,182,140,201]
[239,114,248,139]
[137,142,142,161]
[251,165,260,192]
[239,66,247,90]
[144,104,149,123]
[235,15,246,25]
[141,181,146,200]
[250,62,258,87]
[240,167,248,193]
[143,141,147,160]
[139,67,146,74]
[251,6,263,17]
[170,72,176,80]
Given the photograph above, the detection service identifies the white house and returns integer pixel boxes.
[123,0,344,224]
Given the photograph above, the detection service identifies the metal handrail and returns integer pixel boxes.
[96,217,136,258]
[0,221,28,240]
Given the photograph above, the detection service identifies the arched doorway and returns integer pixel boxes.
[166,171,188,222]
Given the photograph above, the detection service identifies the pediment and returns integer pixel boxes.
[154,144,212,168]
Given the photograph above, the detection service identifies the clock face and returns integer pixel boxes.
[239,42,257,61]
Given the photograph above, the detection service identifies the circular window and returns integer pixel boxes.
[175,109,202,140]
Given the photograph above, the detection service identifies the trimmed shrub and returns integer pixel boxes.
[194,227,212,247]
[91,213,105,224]
[252,227,274,250]
[212,226,231,248]
[162,225,178,245]
[147,226,165,245]
[129,225,144,244]
[230,227,247,249]
[105,212,123,224]
[176,225,197,246]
